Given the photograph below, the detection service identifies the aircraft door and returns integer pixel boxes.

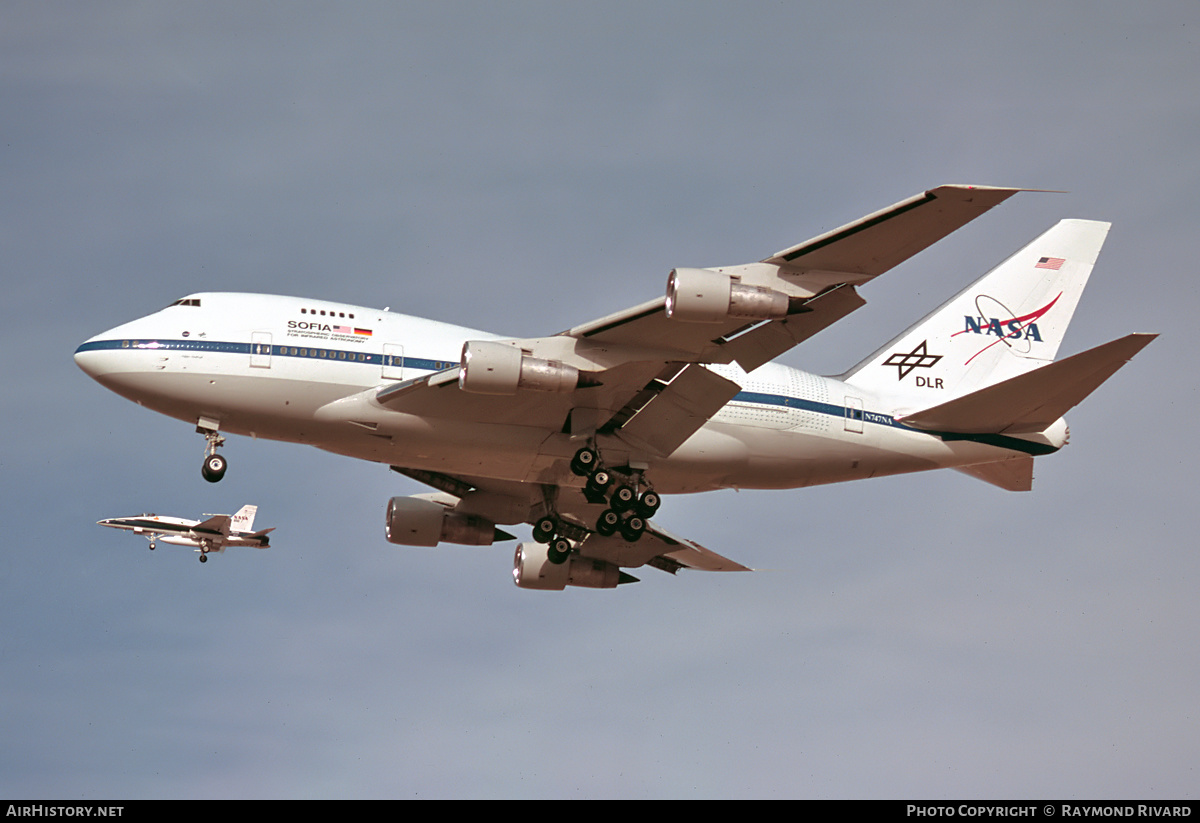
[251,332,272,368]
[382,343,404,380]
[844,396,864,433]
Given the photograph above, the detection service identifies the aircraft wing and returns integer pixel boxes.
[192,514,231,536]
[566,184,1022,367]
[392,467,750,575]
[322,185,1021,460]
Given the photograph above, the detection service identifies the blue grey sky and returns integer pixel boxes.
[2,2,1196,798]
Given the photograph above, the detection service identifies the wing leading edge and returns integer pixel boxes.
[367,184,1022,447]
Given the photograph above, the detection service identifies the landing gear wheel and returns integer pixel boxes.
[636,490,661,518]
[149,542,156,551]
[570,446,599,477]
[547,538,571,565]
[620,515,646,543]
[201,453,227,483]
[532,516,557,544]
[596,509,620,537]
[198,553,208,563]
[587,469,613,495]
[610,484,637,512]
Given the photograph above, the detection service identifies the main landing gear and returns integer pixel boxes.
[569,446,660,544]
[197,420,228,483]
[532,517,574,565]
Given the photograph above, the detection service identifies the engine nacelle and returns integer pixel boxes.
[385,496,501,547]
[458,340,581,395]
[511,542,623,590]
[665,268,791,323]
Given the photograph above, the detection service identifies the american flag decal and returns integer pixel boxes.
[1035,256,1065,270]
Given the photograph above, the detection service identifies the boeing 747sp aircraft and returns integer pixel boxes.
[75,185,1154,589]
[98,505,273,562]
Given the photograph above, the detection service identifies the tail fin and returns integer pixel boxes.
[231,505,257,533]
[842,219,1111,407]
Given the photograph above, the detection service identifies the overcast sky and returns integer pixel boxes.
[2,2,1197,799]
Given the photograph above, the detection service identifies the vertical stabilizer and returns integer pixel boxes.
[842,219,1110,408]
[231,505,258,533]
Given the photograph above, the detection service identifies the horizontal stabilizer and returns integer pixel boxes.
[898,333,1156,434]
[954,457,1034,491]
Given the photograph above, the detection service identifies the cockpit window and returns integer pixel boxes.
[168,298,201,307]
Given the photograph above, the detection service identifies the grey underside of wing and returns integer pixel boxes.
[570,521,752,573]
[392,466,749,574]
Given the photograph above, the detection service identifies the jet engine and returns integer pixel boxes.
[385,496,504,547]
[665,267,791,323]
[511,542,625,590]
[458,341,582,395]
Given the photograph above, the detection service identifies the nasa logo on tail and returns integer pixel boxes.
[954,292,1060,364]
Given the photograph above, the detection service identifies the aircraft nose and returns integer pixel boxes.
[74,335,118,381]
[74,314,161,384]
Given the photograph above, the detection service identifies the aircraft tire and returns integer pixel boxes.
[636,491,661,518]
[533,517,557,543]
[199,554,208,563]
[570,447,598,477]
[547,538,571,564]
[620,515,646,543]
[610,484,636,512]
[202,454,227,483]
[587,469,613,494]
[596,509,620,537]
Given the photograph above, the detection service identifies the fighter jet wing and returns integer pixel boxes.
[192,514,231,536]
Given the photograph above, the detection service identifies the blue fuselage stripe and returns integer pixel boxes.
[77,339,1056,456]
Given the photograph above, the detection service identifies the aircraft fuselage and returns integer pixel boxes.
[75,292,1060,496]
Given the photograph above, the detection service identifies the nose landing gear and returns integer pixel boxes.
[197,419,227,483]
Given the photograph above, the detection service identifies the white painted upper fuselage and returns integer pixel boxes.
[74,292,1060,496]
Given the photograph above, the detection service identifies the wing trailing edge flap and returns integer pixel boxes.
[898,333,1157,435]
[375,365,459,405]
[719,283,866,373]
[615,363,742,457]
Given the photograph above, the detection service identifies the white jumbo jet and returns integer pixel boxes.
[75,185,1155,589]
[97,504,274,563]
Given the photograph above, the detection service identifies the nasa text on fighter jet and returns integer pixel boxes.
[97,505,273,563]
[75,185,1155,589]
